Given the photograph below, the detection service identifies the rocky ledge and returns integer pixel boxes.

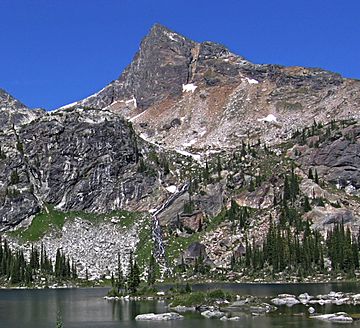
[271,291,360,307]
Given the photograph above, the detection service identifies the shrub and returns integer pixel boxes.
[171,292,206,307]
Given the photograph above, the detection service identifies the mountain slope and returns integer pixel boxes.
[59,24,360,153]
[0,24,359,281]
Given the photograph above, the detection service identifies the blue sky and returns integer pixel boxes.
[0,0,359,110]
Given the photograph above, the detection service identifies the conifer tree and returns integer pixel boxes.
[127,252,140,294]
[147,253,157,286]
[303,196,311,212]
[308,168,314,180]
[248,178,255,192]
[216,155,222,180]
[283,175,290,201]
[116,253,125,293]
[314,169,319,184]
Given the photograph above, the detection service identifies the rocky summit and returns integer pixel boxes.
[0,24,360,280]
[67,24,360,151]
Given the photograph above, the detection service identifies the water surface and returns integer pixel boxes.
[1,283,360,327]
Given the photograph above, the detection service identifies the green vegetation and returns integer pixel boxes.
[166,211,225,266]
[162,122,360,282]
[107,250,141,296]
[135,217,153,270]
[56,311,64,328]
[0,237,76,286]
[10,170,19,185]
[171,289,234,307]
[166,232,199,266]
[16,141,24,154]
[9,205,66,241]
[0,146,6,160]
[9,204,140,242]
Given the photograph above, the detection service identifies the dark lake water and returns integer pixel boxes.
[1,283,360,327]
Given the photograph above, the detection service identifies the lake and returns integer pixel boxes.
[1,283,360,327]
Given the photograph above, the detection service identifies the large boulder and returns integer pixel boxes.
[311,312,353,323]
[201,309,226,319]
[271,294,300,307]
[135,312,183,321]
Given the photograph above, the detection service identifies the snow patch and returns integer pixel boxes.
[125,95,137,108]
[129,110,146,122]
[82,116,106,124]
[258,114,277,123]
[165,185,177,194]
[58,101,79,110]
[139,133,162,149]
[182,139,197,147]
[175,149,201,162]
[164,30,184,42]
[182,84,198,93]
[55,191,68,210]
[83,86,108,100]
[244,77,259,84]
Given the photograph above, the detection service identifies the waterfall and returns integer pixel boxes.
[151,183,189,277]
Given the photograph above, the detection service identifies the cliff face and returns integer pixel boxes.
[70,24,196,110]
[0,107,167,229]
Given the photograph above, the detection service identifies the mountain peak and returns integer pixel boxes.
[0,88,27,110]
[78,24,196,110]
[138,23,194,51]
[149,23,173,33]
[147,23,188,43]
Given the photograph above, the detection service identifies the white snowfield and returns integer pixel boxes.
[125,95,137,108]
[165,185,177,193]
[258,114,277,123]
[58,101,78,110]
[164,30,183,42]
[244,77,259,84]
[182,83,198,93]
[175,149,201,162]
[182,139,197,147]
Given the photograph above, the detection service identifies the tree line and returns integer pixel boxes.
[0,237,77,285]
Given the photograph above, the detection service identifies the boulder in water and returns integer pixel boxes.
[311,312,353,323]
[135,312,184,321]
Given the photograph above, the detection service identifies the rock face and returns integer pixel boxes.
[0,88,27,109]
[71,24,196,110]
[0,108,164,229]
[182,242,211,266]
[298,124,360,190]
[0,89,44,130]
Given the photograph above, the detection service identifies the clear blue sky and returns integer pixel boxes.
[0,0,359,110]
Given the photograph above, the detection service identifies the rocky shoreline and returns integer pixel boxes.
[104,289,360,323]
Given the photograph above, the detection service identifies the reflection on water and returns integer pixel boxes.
[0,283,360,328]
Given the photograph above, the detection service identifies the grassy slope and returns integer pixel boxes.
[8,204,140,242]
